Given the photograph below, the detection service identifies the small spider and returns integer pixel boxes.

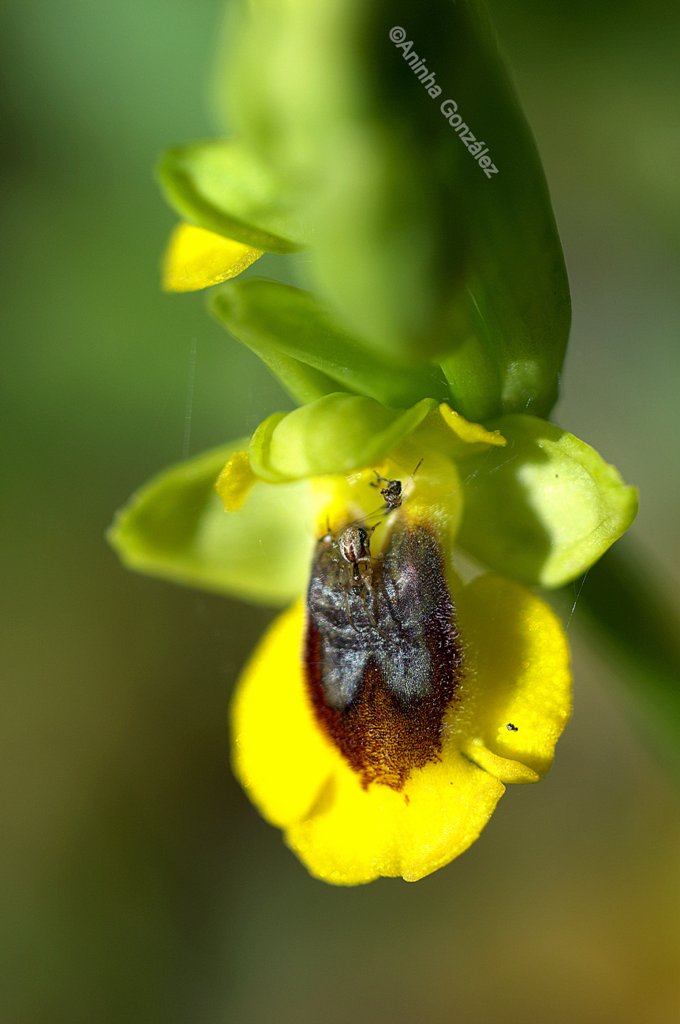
[371,473,403,512]
[370,459,423,514]
[337,524,374,590]
[313,524,377,630]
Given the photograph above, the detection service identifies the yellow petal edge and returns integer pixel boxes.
[459,575,572,783]
[438,404,507,454]
[163,222,264,292]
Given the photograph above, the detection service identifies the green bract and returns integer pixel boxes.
[110,397,636,601]
[159,0,570,422]
[211,281,448,407]
[217,0,570,418]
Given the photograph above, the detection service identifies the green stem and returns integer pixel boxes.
[566,541,680,777]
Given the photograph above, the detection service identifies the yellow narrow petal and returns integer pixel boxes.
[216,450,257,511]
[286,753,505,886]
[438,403,507,454]
[231,602,336,828]
[458,575,572,783]
[162,223,264,292]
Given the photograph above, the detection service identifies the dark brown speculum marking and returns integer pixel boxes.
[304,521,463,790]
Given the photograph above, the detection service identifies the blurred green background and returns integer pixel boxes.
[2,1,679,1021]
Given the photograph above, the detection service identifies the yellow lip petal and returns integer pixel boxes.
[286,752,505,885]
[232,537,570,884]
[232,582,505,884]
[162,222,263,292]
[231,602,336,828]
[458,574,572,783]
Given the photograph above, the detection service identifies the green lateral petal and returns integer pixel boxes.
[108,445,314,606]
[212,280,447,407]
[250,394,437,481]
[224,0,569,415]
[157,138,308,254]
[458,415,638,587]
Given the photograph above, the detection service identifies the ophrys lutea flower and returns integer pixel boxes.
[110,394,635,884]
[216,398,628,884]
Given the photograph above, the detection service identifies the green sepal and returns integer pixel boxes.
[458,415,638,587]
[249,393,437,481]
[224,0,570,416]
[157,138,308,254]
[108,445,314,606]
[211,280,448,408]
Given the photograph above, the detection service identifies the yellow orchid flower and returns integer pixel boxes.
[110,393,635,884]
[220,411,570,884]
